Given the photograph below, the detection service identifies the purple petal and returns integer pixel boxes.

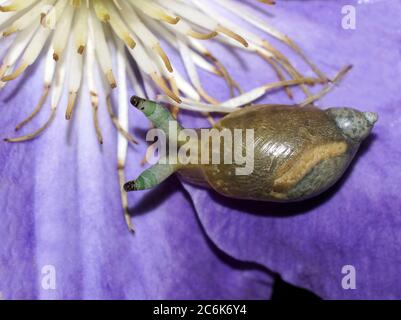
[0,60,272,300]
[183,0,401,299]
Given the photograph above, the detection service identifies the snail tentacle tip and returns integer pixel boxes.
[123,181,138,192]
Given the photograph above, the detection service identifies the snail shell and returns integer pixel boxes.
[126,97,377,202]
[179,104,377,202]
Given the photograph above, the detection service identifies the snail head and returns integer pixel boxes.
[325,107,378,141]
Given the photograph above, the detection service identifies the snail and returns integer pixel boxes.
[124,96,377,202]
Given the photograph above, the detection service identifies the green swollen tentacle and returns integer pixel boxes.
[125,96,183,192]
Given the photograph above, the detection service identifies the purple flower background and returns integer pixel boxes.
[1,0,400,299]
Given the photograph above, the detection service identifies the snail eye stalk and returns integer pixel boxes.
[130,96,145,109]
[0,0,328,231]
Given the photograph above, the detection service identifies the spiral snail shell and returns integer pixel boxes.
[125,96,377,202]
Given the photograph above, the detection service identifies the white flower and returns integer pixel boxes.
[0,0,329,230]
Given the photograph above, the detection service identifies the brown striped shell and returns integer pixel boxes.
[179,104,377,202]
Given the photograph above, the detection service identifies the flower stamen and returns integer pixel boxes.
[5,108,56,143]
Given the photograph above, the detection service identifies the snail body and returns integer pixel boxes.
[125,97,377,202]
